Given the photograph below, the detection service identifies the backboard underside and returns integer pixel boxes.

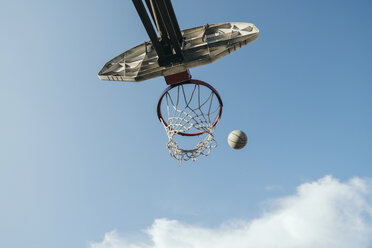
[98,22,259,82]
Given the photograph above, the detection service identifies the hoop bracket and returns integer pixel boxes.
[164,70,191,85]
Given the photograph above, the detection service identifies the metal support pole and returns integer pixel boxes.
[163,0,183,43]
[156,0,183,60]
[132,0,166,61]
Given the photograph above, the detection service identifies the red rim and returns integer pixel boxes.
[157,79,223,136]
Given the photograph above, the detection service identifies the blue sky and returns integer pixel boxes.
[1,1,372,248]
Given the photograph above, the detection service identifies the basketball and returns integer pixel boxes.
[228,130,248,149]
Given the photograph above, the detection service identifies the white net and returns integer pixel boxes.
[164,125,217,165]
[159,82,222,165]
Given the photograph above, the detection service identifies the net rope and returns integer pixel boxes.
[162,84,221,165]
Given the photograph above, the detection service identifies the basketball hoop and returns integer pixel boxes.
[99,1,259,164]
[157,79,223,165]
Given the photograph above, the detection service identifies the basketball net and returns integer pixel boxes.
[163,122,217,165]
[158,80,223,165]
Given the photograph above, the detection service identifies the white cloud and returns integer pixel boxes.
[90,176,372,248]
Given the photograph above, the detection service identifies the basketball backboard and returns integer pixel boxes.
[98,22,259,82]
